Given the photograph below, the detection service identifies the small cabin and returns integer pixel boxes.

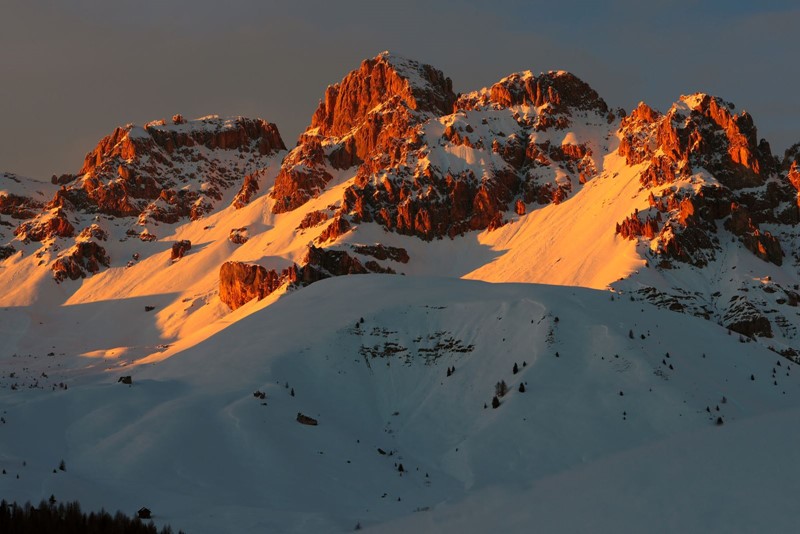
[118,376,132,385]
[137,507,151,519]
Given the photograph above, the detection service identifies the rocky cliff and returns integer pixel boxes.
[6,52,800,360]
[614,95,791,268]
[272,53,619,241]
[57,115,285,222]
[271,52,456,215]
[1,115,285,281]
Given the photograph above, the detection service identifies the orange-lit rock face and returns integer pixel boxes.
[611,93,800,267]
[483,71,609,115]
[67,116,285,219]
[218,245,400,310]
[14,209,74,241]
[619,94,771,190]
[271,52,456,214]
[51,241,110,282]
[310,54,456,139]
[274,57,616,241]
[219,261,297,310]
[0,192,46,220]
[232,170,263,210]
[17,115,286,282]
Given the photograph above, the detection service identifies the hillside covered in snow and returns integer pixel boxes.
[2,51,800,532]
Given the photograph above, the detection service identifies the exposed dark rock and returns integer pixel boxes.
[170,240,192,261]
[219,261,299,310]
[51,242,110,282]
[229,227,248,245]
[352,244,410,263]
[232,170,262,209]
[296,412,318,426]
[297,210,331,230]
[0,244,16,260]
[724,296,773,338]
[14,210,74,241]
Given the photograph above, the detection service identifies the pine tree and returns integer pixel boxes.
[518,383,525,393]
[491,396,500,409]
[512,363,519,374]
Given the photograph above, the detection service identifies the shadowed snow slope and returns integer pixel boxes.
[2,275,799,533]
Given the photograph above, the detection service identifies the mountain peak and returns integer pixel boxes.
[677,92,735,113]
[52,114,285,223]
[459,69,609,116]
[308,52,455,140]
[272,53,456,213]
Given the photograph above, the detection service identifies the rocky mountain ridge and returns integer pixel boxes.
[3,51,800,358]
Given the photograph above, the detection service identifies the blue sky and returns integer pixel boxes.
[2,0,799,178]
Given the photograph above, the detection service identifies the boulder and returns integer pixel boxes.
[170,240,191,261]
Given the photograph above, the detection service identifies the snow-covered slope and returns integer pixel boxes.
[2,275,800,533]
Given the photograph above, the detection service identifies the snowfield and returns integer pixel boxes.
[2,275,799,533]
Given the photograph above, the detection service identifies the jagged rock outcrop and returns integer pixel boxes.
[7,116,285,283]
[0,244,15,260]
[615,95,792,267]
[170,240,192,262]
[352,244,409,264]
[297,210,330,231]
[14,209,75,242]
[616,208,661,240]
[316,215,352,243]
[459,70,610,116]
[0,192,44,220]
[619,95,773,189]
[725,203,783,265]
[229,227,248,245]
[301,245,369,283]
[51,242,110,282]
[272,52,456,214]
[54,116,284,221]
[232,170,264,209]
[219,244,400,310]
[303,245,398,282]
[77,223,108,242]
[1,173,56,223]
[279,60,618,241]
[219,261,300,310]
[724,296,773,338]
